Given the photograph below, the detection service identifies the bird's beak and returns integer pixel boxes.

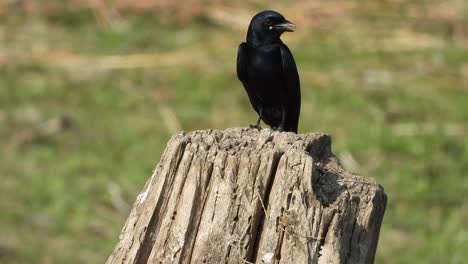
[274,20,296,32]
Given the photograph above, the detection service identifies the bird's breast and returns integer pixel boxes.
[246,47,284,104]
[250,49,281,73]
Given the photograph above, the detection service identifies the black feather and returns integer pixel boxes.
[237,10,301,133]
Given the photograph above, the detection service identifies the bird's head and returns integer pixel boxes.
[247,10,296,45]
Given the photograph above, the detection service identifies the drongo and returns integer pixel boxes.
[237,10,301,133]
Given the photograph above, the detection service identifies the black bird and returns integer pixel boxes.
[237,10,301,133]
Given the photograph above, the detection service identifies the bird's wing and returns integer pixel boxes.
[237,42,248,83]
[280,44,301,132]
[279,44,300,100]
[237,42,260,113]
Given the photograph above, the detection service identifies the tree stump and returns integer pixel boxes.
[106,128,387,264]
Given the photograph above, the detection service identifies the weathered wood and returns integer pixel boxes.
[107,128,386,264]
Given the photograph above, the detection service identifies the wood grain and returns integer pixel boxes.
[106,128,386,264]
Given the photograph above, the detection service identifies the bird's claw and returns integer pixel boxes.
[249,124,262,130]
[272,126,284,132]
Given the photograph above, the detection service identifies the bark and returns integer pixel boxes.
[106,128,387,264]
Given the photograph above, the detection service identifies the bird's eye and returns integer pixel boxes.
[265,19,273,26]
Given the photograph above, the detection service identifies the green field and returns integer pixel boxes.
[1,1,467,263]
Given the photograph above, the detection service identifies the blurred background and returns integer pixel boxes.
[0,0,467,263]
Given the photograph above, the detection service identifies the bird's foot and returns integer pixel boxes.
[272,126,284,132]
[249,124,262,130]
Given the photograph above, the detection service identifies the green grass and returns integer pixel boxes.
[1,2,468,263]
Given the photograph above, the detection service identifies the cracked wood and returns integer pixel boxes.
[106,128,387,264]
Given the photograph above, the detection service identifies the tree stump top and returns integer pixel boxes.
[107,128,386,264]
